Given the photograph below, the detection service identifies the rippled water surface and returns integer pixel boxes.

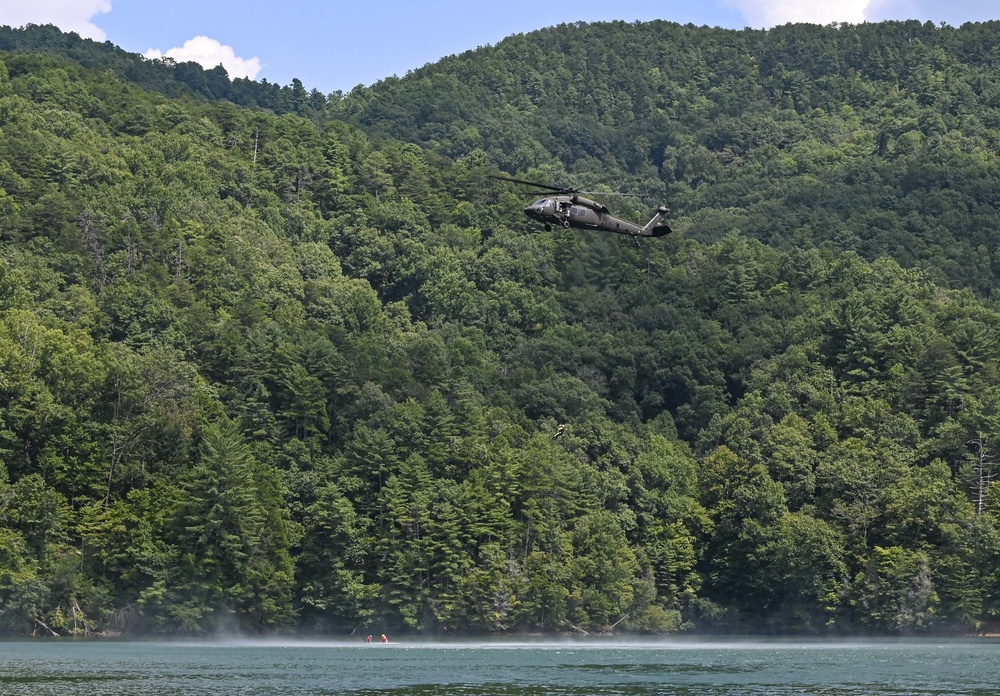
[2,637,998,695]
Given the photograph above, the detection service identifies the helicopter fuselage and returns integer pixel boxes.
[523,194,670,238]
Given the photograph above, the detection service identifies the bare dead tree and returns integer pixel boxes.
[78,209,109,285]
[969,435,996,516]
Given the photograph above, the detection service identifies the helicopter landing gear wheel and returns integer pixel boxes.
[561,219,570,228]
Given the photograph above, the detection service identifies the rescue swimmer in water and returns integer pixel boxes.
[492,176,672,238]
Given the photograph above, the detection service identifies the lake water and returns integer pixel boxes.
[1,637,998,695]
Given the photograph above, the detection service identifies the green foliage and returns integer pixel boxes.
[137,418,295,633]
[853,546,940,633]
[5,20,1000,637]
[335,20,1000,297]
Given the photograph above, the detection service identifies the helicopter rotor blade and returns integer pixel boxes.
[491,175,640,199]
[578,191,639,198]
[489,175,577,194]
[518,189,636,199]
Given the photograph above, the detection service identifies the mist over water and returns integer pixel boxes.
[2,637,999,695]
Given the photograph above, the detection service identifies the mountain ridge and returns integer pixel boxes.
[1,21,1000,638]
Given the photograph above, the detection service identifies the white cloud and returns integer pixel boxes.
[144,36,262,80]
[0,0,111,40]
[724,0,873,27]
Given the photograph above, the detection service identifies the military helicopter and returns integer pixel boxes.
[493,176,671,238]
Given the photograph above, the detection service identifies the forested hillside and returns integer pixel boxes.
[0,24,329,114]
[334,20,1000,296]
[3,21,1000,637]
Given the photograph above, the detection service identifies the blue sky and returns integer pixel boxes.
[1,0,998,95]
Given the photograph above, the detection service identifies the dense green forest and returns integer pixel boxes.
[3,20,1000,637]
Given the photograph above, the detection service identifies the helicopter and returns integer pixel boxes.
[493,176,672,238]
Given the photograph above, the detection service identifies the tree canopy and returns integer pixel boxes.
[3,20,1000,637]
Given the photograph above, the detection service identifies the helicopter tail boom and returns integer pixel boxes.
[640,206,672,237]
